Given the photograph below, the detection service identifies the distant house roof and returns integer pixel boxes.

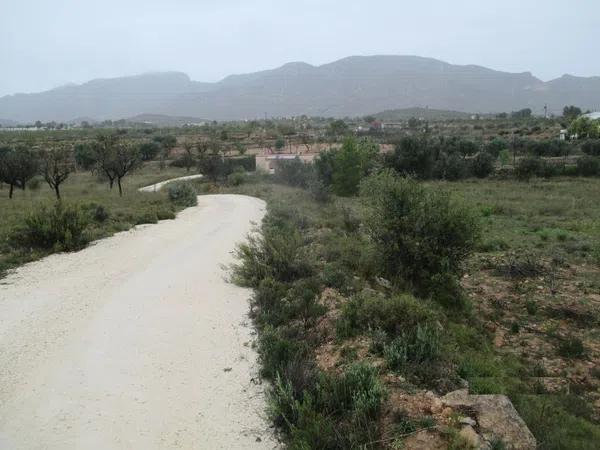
[583,112,600,120]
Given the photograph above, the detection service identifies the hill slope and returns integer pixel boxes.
[1,56,599,122]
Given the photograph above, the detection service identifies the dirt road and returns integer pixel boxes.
[0,194,278,449]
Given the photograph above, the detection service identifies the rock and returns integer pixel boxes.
[441,407,454,417]
[442,390,536,450]
[442,389,473,407]
[460,416,477,427]
[430,397,444,414]
[459,425,480,448]
[402,430,447,450]
[475,395,536,450]
[494,329,505,348]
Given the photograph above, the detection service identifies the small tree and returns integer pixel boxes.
[92,134,119,189]
[153,135,177,170]
[328,119,349,137]
[0,146,39,198]
[275,137,285,153]
[139,141,161,161]
[180,142,196,172]
[73,143,97,172]
[113,144,142,196]
[471,152,496,178]
[41,147,74,199]
[234,141,247,156]
[299,133,313,153]
[563,105,582,122]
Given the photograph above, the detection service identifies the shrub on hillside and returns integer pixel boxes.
[167,182,197,207]
[581,140,600,157]
[273,157,313,188]
[515,156,542,181]
[485,137,508,157]
[384,136,435,179]
[337,292,438,338]
[576,156,600,177]
[268,363,384,448]
[433,153,470,180]
[14,202,89,251]
[227,167,246,186]
[360,170,479,300]
[471,151,496,178]
[233,225,312,288]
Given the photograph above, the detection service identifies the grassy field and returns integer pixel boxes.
[212,174,600,449]
[0,164,192,276]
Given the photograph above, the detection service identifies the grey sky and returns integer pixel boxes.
[1,0,598,97]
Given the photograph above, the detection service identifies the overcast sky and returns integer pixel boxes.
[1,0,598,97]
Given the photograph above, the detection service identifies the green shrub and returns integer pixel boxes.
[307,173,330,203]
[269,363,384,448]
[499,149,511,166]
[135,210,158,225]
[233,225,312,287]
[337,292,438,338]
[227,167,246,186]
[384,323,441,370]
[581,140,600,156]
[485,138,508,157]
[515,156,541,181]
[156,208,176,220]
[273,157,313,188]
[331,138,379,196]
[513,395,600,450]
[14,202,89,251]
[167,182,197,207]
[558,336,585,358]
[258,326,307,379]
[92,205,110,222]
[433,153,470,180]
[576,156,600,177]
[471,151,496,178]
[360,170,479,298]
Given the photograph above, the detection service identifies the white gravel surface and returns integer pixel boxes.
[0,193,279,449]
[138,174,204,193]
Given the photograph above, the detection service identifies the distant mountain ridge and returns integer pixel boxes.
[1,55,599,122]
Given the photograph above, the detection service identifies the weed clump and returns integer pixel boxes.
[13,202,89,251]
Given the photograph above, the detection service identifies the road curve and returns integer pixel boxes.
[0,194,278,449]
[138,174,204,193]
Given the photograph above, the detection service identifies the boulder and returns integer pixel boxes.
[442,390,536,450]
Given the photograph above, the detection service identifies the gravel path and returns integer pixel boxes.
[0,193,278,449]
[138,174,204,193]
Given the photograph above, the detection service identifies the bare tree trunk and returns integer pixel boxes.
[9,183,14,199]
[118,178,123,197]
[54,185,61,200]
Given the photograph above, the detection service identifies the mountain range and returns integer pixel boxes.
[1,55,599,123]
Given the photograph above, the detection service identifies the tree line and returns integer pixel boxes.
[0,133,161,199]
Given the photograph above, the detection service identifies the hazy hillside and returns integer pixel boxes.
[1,55,599,122]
